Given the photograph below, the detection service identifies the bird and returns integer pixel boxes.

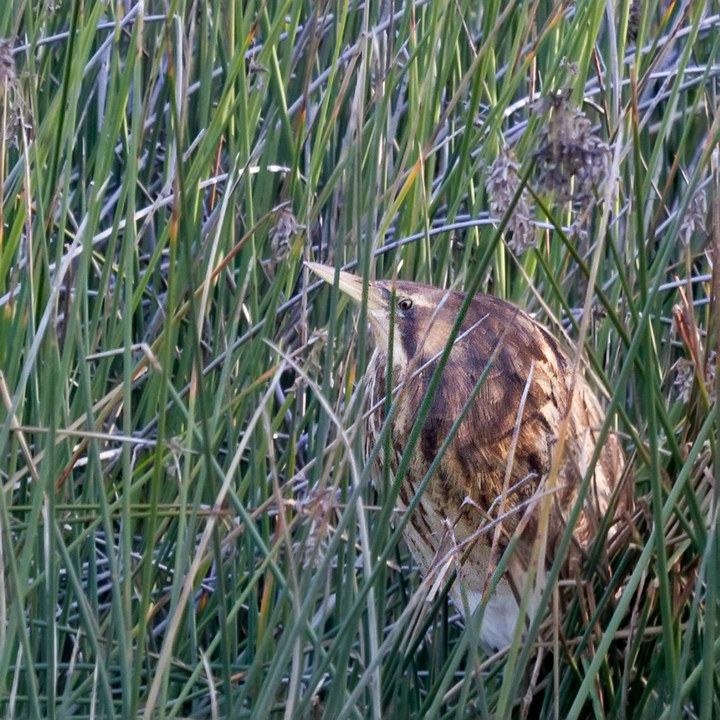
[306,261,628,652]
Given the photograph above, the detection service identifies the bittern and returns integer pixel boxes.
[307,262,627,652]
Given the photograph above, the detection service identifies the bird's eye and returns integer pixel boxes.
[398,298,413,312]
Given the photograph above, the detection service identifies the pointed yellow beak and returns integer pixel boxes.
[305,262,385,313]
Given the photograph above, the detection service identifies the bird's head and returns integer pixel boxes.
[306,262,461,371]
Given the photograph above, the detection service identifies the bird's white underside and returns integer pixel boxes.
[400,494,537,652]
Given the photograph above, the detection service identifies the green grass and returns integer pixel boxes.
[0,0,718,717]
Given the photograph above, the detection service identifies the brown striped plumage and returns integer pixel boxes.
[307,262,628,651]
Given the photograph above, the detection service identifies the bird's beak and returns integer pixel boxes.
[305,262,385,313]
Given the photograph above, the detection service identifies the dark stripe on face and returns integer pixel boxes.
[399,318,416,359]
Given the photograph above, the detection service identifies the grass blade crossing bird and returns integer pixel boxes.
[306,261,628,652]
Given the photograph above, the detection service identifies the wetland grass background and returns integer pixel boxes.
[0,1,719,717]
